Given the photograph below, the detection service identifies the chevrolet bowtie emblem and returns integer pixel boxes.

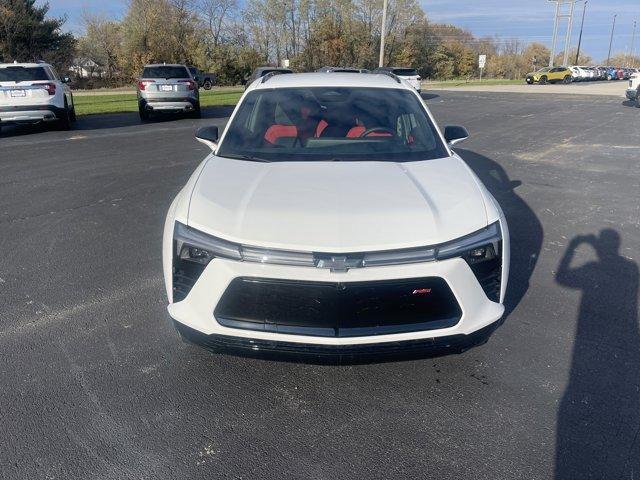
[314,255,363,272]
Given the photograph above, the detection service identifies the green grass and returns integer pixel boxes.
[425,79,523,88]
[74,88,244,116]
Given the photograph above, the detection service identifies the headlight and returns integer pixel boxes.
[436,222,503,302]
[174,221,241,265]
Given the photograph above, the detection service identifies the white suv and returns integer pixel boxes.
[373,67,422,92]
[0,61,76,132]
[163,72,509,359]
[626,73,640,107]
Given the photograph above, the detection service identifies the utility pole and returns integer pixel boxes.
[378,0,388,68]
[548,0,576,67]
[575,1,587,64]
[606,14,617,65]
[630,21,637,67]
[549,1,561,67]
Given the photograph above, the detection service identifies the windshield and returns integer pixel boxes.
[538,67,551,73]
[0,67,49,82]
[141,66,190,79]
[217,87,448,162]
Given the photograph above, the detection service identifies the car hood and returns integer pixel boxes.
[187,156,488,252]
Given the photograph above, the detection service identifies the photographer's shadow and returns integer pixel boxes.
[555,230,640,478]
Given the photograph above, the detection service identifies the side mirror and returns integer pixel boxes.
[62,77,70,83]
[444,125,469,147]
[195,125,219,150]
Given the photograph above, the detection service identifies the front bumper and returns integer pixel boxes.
[626,88,638,100]
[0,105,65,124]
[166,253,506,348]
[172,317,501,361]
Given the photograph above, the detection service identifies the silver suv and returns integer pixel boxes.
[0,61,76,132]
[137,64,200,121]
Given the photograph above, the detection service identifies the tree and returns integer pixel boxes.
[0,0,75,70]
[554,48,591,66]
[77,13,123,81]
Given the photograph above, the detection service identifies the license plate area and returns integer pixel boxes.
[160,85,173,92]
[10,89,26,97]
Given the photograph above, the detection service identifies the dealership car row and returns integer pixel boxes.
[526,64,640,84]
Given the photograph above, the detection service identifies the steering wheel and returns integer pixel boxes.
[360,127,396,138]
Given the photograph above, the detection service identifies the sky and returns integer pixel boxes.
[42,0,639,62]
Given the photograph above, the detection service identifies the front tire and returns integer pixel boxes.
[203,79,212,90]
[539,76,548,85]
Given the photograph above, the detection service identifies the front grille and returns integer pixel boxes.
[214,277,462,337]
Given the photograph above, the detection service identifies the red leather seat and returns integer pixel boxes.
[264,125,298,144]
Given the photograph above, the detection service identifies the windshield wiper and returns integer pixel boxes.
[220,153,272,163]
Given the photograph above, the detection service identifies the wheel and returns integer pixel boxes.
[139,105,149,121]
[636,91,640,108]
[57,100,72,130]
[563,75,571,84]
[539,76,547,85]
[526,78,533,85]
[203,79,212,90]
[191,102,201,118]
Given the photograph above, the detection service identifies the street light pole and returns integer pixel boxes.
[378,0,388,68]
[630,21,637,67]
[549,0,561,66]
[606,14,617,65]
[575,0,587,64]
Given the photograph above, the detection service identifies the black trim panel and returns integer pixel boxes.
[171,318,501,363]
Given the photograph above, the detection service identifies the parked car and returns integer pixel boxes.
[245,67,293,89]
[372,67,422,92]
[569,66,585,82]
[163,72,509,358]
[626,72,640,107]
[316,66,362,73]
[136,64,200,121]
[188,66,215,90]
[0,61,75,132]
[526,66,572,84]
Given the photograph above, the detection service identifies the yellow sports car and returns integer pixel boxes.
[525,67,572,85]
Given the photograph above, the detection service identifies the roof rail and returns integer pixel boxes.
[261,71,281,83]
[378,71,401,83]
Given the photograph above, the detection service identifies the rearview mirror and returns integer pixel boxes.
[444,125,469,147]
[195,125,219,150]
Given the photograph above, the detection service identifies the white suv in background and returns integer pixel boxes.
[373,67,422,92]
[627,72,640,107]
[0,61,76,132]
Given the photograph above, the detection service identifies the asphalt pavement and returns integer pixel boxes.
[1,92,639,479]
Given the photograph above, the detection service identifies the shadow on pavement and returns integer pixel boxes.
[622,99,639,108]
[554,230,640,479]
[0,105,235,137]
[456,148,543,317]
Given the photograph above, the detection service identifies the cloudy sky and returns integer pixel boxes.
[43,0,639,62]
